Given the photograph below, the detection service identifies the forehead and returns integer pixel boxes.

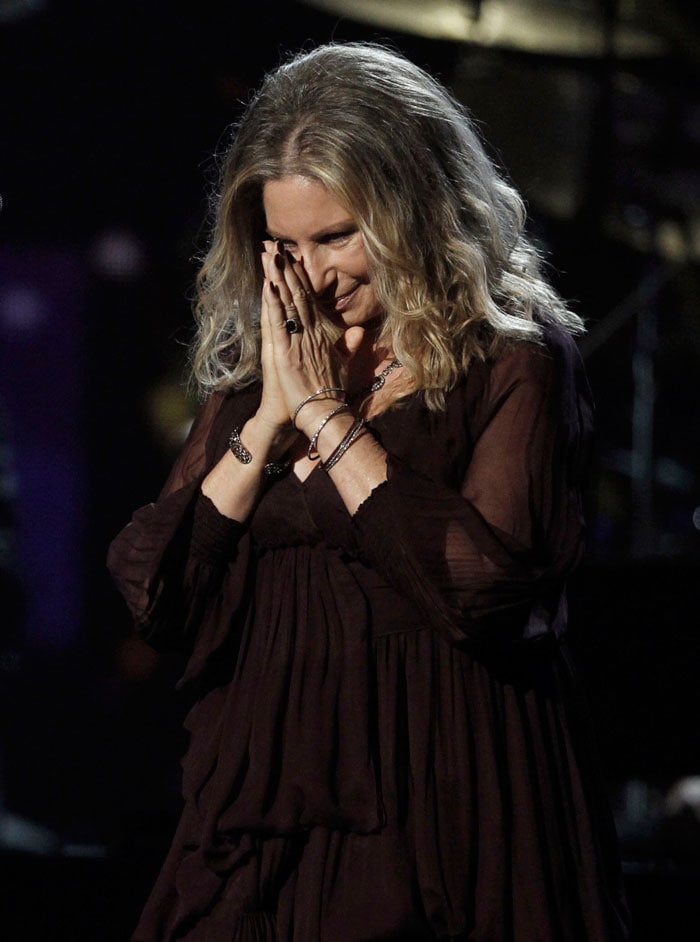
[263,176,353,232]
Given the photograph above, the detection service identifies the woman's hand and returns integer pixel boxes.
[253,242,301,442]
[260,241,364,438]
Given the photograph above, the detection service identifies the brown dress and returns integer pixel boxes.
[107,323,630,940]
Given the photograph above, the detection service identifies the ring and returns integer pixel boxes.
[285,317,302,334]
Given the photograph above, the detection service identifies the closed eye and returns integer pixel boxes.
[264,227,358,248]
[320,229,356,245]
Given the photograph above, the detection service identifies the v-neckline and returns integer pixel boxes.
[289,455,322,487]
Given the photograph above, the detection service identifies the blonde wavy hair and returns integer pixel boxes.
[190,41,584,410]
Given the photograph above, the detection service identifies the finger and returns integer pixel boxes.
[260,251,273,289]
[270,256,317,338]
[262,245,281,286]
[336,325,365,360]
[279,248,314,304]
[267,249,294,303]
[289,255,314,297]
[283,262,315,328]
[271,281,302,332]
[260,255,280,325]
[263,280,289,336]
[266,254,310,336]
[260,282,273,349]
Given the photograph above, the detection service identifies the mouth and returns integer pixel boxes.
[331,285,359,312]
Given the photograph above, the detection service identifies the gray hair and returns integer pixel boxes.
[190,41,584,408]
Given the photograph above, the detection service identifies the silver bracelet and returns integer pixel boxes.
[307,404,350,460]
[291,387,346,428]
[228,427,290,477]
[320,416,366,473]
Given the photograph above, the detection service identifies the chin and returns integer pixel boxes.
[343,307,384,329]
[321,302,383,334]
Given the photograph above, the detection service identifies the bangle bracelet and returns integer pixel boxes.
[307,404,350,460]
[292,387,346,428]
[263,457,291,478]
[228,426,252,464]
[228,427,291,478]
[320,416,366,472]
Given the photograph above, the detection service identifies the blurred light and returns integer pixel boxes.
[692,507,700,530]
[0,0,46,23]
[0,284,48,334]
[89,228,147,282]
[0,810,60,855]
[655,219,687,262]
[146,380,196,453]
[666,776,700,817]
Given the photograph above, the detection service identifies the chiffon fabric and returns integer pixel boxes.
[107,324,630,940]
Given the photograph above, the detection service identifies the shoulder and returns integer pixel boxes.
[458,322,592,433]
[475,320,587,393]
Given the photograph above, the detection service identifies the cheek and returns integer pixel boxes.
[348,247,371,281]
[359,283,381,318]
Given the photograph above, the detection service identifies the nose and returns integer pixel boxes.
[294,245,336,297]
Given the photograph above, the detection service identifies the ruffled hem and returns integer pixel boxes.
[135,622,629,940]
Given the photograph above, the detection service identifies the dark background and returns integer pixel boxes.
[1,1,699,938]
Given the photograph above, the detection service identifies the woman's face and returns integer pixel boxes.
[262,175,382,330]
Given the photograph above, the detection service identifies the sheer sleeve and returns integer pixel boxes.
[106,389,252,654]
[352,328,593,650]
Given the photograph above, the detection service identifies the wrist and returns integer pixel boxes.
[305,403,352,460]
[294,399,350,441]
[227,418,295,479]
[244,414,296,461]
[291,386,346,431]
[302,405,359,461]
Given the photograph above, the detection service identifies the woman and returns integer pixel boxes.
[108,41,630,941]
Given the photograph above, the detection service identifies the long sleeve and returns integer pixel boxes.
[352,326,593,650]
[106,388,254,657]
